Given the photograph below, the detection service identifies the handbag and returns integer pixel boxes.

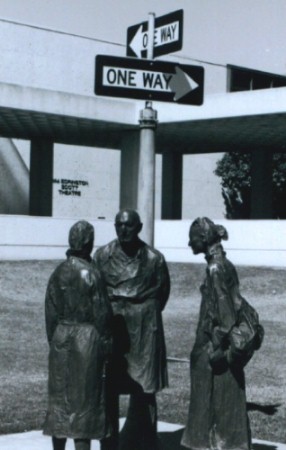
[229,297,264,366]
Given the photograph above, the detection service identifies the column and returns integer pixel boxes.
[250,149,273,219]
[119,131,140,211]
[29,139,54,216]
[137,102,157,245]
[161,152,183,219]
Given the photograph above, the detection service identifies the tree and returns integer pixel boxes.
[214,152,286,219]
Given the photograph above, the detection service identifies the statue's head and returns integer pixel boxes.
[189,217,228,254]
[68,220,94,254]
[114,209,142,244]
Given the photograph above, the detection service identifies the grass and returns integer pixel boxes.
[0,261,285,442]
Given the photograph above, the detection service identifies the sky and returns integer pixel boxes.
[1,0,286,76]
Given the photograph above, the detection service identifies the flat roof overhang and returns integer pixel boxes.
[0,83,138,149]
[1,82,286,153]
[155,87,286,153]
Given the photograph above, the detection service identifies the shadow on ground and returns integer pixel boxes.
[253,445,280,450]
[158,427,283,450]
[158,428,184,450]
[247,402,281,415]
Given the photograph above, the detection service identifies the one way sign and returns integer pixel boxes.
[127,9,183,58]
[95,55,204,105]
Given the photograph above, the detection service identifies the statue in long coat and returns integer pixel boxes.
[181,217,263,450]
[43,220,113,450]
[93,209,170,450]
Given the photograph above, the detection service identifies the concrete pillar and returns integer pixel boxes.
[119,131,140,211]
[161,152,183,219]
[137,102,157,246]
[250,149,273,219]
[29,139,54,216]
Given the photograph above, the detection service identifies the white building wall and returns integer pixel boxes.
[0,20,127,219]
[13,139,30,169]
[182,153,225,219]
[0,20,122,95]
[13,141,162,220]
[53,144,121,220]
[0,215,285,268]
[155,155,162,219]
[0,19,227,97]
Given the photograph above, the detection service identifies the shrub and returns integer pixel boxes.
[214,152,286,219]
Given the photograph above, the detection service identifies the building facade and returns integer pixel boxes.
[0,18,226,220]
[1,18,286,223]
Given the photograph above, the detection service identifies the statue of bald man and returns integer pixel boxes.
[94,209,170,450]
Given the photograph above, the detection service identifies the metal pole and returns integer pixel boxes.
[147,12,155,59]
[137,101,157,246]
[136,13,157,246]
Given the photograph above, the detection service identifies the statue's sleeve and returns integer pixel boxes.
[92,247,109,277]
[45,272,59,345]
[158,255,170,311]
[92,269,113,332]
[92,248,101,270]
[209,264,236,347]
[91,268,113,356]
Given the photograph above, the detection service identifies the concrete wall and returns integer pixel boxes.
[182,153,224,219]
[11,141,163,220]
[0,20,128,219]
[155,220,286,267]
[0,215,285,268]
[52,144,121,220]
[0,20,120,96]
[0,19,227,97]
[0,215,115,260]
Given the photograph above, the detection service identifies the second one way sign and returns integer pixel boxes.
[95,55,204,105]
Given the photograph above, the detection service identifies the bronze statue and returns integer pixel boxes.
[43,220,113,450]
[93,209,170,450]
[181,217,264,450]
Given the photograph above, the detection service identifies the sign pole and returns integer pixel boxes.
[147,12,155,59]
[95,9,203,243]
[137,102,157,246]
[137,13,157,246]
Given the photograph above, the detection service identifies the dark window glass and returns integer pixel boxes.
[228,65,286,92]
[252,74,271,90]
[273,78,286,88]
[230,69,252,91]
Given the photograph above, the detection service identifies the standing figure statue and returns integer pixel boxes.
[93,209,170,450]
[181,217,264,450]
[43,220,113,450]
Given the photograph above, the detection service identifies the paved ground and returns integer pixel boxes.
[0,421,285,450]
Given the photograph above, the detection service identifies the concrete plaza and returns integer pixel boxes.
[0,421,285,450]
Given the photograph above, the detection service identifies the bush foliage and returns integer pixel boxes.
[214,152,286,219]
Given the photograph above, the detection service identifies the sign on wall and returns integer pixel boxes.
[53,179,89,197]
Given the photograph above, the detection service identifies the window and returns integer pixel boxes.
[227,65,286,92]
